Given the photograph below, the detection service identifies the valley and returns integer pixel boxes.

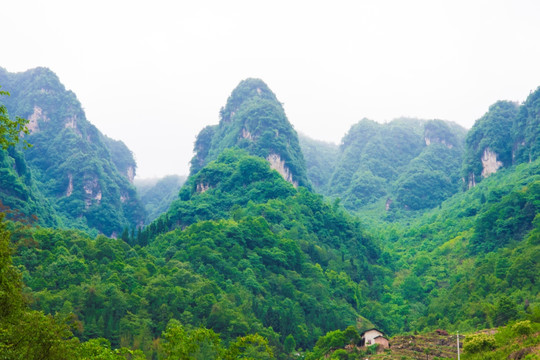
[0,68,538,359]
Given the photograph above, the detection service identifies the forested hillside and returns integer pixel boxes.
[0,67,145,236]
[8,149,389,358]
[298,134,339,192]
[304,118,467,216]
[190,78,310,188]
[1,71,539,359]
[373,159,539,334]
[463,86,540,188]
[135,175,186,223]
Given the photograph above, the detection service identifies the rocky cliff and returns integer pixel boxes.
[0,67,145,235]
[462,87,540,188]
[190,78,310,188]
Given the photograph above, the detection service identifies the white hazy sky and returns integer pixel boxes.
[3,0,540,178]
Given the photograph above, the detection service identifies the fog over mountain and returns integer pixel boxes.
[3,1,540,177]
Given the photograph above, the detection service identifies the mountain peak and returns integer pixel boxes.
[219,78,278,124]
[0,67,145,235]
[190,78,310,188]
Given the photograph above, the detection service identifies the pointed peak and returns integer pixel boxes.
[219,78,279,123]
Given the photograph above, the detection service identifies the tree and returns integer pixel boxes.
[0,86,30,150]
[224,334,274,360]
[284,334,296,356]
[160,319,222,359]
[0,213,80,359]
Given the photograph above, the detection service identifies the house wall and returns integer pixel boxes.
[363,330,383,345]
[374,336,389,349]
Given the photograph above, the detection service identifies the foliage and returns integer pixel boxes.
[310,117,466,215]
[190,78,310,188]
[463,333,496,353]
[461,319,540,359]
[304,326,363,360]
[374,158,540,335]
[135,175,186,223]
[9,150,384,358]
[463,87,540,188]
[0,213,78,359]
[513,86,540,165]
[0,86,30,150]
[3,68,540,360]
[160,319,222,359]
[0,67,145,235]
[511,320,533,336]
[298,134,338,192]
[102,135,137,181]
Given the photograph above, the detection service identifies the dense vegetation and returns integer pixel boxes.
[298,134,339,192]
[1,212,281,359]
[6,149,390,358]
[190,78,310,188]
[0,67,145,235]
[135,175,186,223]
[307,118,466,215]
[1,70,539,359]
[373,159,540,335]
[463,87,540,188]
[462,320,540,360]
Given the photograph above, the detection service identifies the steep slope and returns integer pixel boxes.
[0,146,58,226]
[462,101,519,188]
[135,174,186,223]
[376,158,540,334]
[102,135,137,183]
[311,118,466,214]
[0,67,145,235]
[190,78,310,188]
[12,149,387,357]
[514,86,540,164]
[463,86,540,188]
[298,134,339,193]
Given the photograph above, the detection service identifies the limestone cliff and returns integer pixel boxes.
[0,67,145,235]
[481,148,503,178]
[267,153,298,188]
[461,88,540,189]
[190,78,310,188]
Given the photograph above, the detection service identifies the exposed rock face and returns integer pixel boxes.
[196,182,210,193]
[242,128,253,140]
[66,173,73,197]
[84,177,102,208]
[267,153,298,187]
[65,115,77,129]
[481,148,502,178]
[385,198,393,211]
[127,166,135,183]
[425,136,453,149]
[468,172,476,189]
[27,106,47,133]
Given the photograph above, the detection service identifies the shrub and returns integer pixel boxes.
[463,333,496,353]
[511,320,533,336]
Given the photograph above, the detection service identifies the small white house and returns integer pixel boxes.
[360,328,389,349]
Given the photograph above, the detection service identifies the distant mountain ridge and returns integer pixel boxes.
[301,117,467,214]
[0,67,145,235]
[134,174,186,223]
